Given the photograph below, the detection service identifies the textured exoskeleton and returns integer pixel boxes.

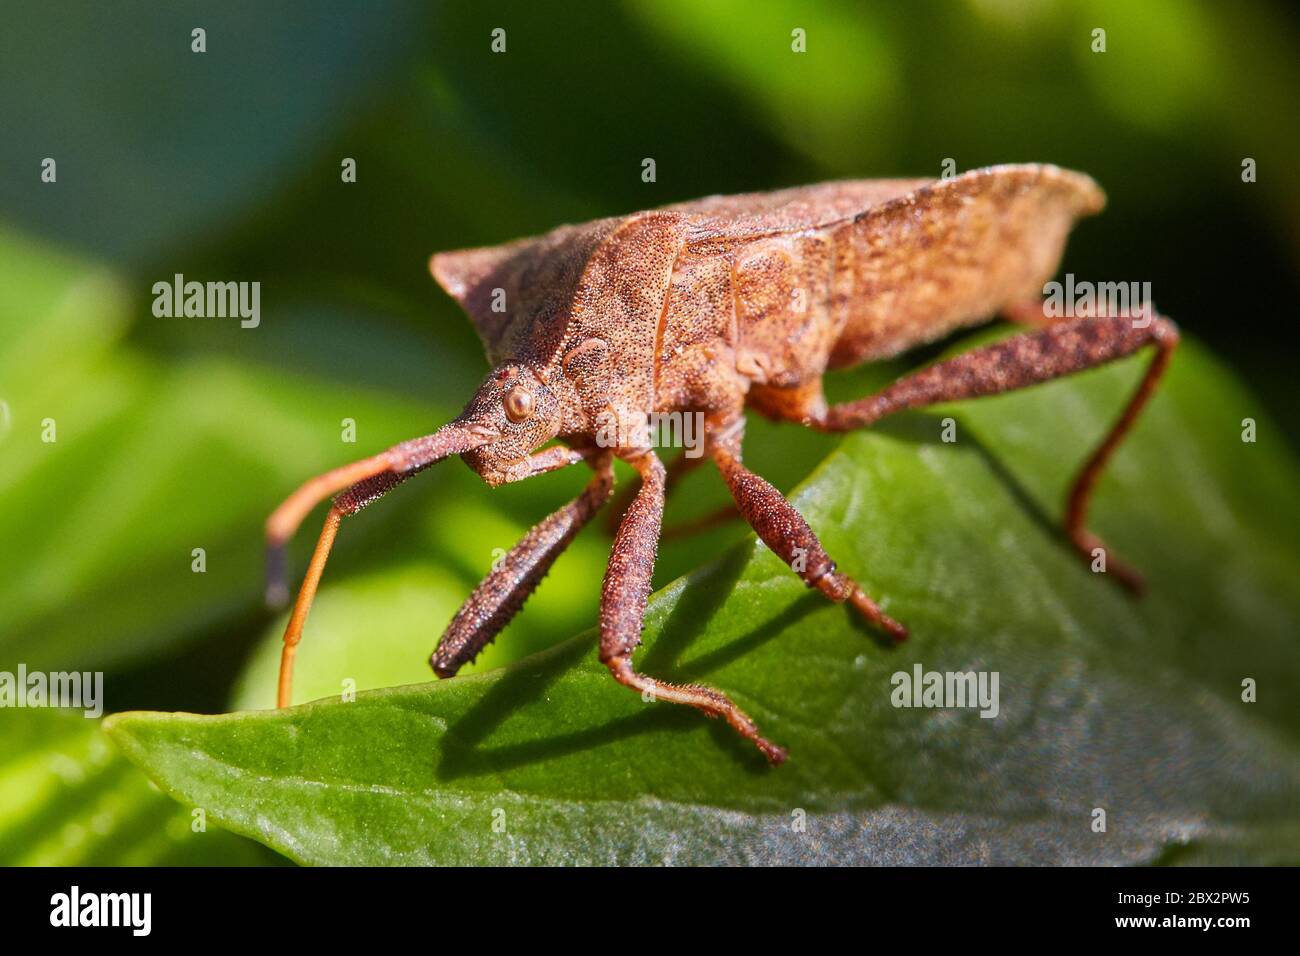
[267,164,1178,763]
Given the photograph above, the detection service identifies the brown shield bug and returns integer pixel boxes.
[265,164,1177,764]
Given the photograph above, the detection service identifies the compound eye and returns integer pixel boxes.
[503,386,535,423]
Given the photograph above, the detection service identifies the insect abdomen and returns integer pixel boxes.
[826,166,1105,367]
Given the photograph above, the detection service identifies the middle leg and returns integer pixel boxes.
[710,425,907,641]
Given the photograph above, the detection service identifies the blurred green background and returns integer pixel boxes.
[1,0,1297,864]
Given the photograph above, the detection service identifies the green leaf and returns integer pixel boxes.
[0,227,468,673]
[0,710,276,865]
[105,334,1300,865]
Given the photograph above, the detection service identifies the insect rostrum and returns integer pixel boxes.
[265,164,1177,764]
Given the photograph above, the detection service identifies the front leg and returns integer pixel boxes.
[432,450,612,677]
[599,449,787,765]
[486,443,590,486]
[602,447,712,534]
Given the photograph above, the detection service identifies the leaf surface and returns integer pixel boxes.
[106,337,1300,864]
[0,711,274,865]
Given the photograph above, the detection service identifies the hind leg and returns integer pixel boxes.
[800,313,1178,592]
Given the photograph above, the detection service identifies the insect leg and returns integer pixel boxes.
[1001,298,1060,328]
[813,312,1180,592]
[711,436,907,641]
[603,447,711,534]
[600,450,787,765]
[660,504,743,541]
[432,454,615,678]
